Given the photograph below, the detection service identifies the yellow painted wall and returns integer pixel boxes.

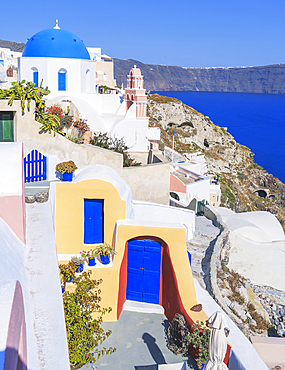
[56,179,126,254]
[67,222,208,323]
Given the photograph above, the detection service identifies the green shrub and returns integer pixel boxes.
[250,163,263,170]
[187,321,210,369]
[90,133,141,167]
[237,172,245,181]
[60,267,116,369]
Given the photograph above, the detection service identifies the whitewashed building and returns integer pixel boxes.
[16,21,152,162]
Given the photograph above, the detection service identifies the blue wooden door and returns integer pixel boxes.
[127,239,162,304]
[84,199,104,244]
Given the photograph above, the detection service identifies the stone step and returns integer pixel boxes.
[187,249,206,261]
[187,240,208,250]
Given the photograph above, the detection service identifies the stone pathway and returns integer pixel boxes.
[187,215,220,289]
[80,310,197,370]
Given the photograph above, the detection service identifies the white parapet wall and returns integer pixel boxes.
[132,200,195,241]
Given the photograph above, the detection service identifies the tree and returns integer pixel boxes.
[0,80,61,133]
[59,266,116,369]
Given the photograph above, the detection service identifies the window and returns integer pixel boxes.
[32,67,38,87]
[33,71,38,87]
[0,112,13,142]
[58,69,67,91]
[84,199,104,244]
[86,69,91,92]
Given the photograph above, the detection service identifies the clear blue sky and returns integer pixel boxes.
[2,0,285,68]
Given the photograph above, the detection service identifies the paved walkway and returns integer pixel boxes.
[187,215,220,289]
[80,310,198,370]
[25,201,69,370]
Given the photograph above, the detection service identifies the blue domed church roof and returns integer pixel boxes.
[22,28,90,60]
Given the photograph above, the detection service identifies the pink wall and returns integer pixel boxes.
[170,174,187,193]
[0,196,26,243]
[4,281,27,370]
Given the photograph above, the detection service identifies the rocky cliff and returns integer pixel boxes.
[147,94,285,230]
[114,58,285,94]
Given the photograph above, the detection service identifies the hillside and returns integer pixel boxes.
[114,58,285,94]
[1,37,285,95]
[0,39,25,52]
[147,93,285,230]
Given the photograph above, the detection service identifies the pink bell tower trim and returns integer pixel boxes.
[124,65,147,117]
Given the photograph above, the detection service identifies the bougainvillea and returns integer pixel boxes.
[74,118,90,133]
[45,105,64,118]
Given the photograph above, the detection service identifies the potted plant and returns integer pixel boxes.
[96,243,116,265]
[187,321,210,369]
[71,256,84,273]
[80,248,99,267]
[59,261,76,291]
[56,160,78,181]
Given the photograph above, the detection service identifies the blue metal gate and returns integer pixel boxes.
[84,199,104,244]
[24,149,47,183]
[126,239,162,304]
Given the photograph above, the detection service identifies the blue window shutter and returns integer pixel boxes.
[58,72,66,91]
[33,71,38,87]
[84,199,104,244]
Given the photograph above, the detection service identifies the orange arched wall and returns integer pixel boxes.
[117,235,196,326]
[116,234,231,365]
[117,242,128,319]
[161,242,193,325]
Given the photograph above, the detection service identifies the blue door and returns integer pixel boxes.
[84,199,104,244]
[127,239,162,304]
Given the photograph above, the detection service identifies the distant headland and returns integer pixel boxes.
[1,38,285,94]
[114,58,285,94]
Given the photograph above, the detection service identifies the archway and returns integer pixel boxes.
[122,235,194,326]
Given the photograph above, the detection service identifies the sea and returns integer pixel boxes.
[152,91,285,184]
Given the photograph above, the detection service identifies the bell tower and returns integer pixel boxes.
[124,65,147,117]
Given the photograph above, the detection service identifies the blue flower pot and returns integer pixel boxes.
[200,364,205,370]
[66,277,73,283]
[88,258,96,266]
[61,285,65,293]
[62,172,73,181]
[75,263,83,273]
[100,255,110,265]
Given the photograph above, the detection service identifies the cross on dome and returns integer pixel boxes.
[54,19,60,29]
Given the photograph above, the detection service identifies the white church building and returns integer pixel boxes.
[16,21,155,162]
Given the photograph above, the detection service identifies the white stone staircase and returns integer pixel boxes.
[187,215,220,289]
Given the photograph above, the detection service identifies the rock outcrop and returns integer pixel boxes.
[147,94,285,229]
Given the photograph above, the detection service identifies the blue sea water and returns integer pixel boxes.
[152,91,285,183]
